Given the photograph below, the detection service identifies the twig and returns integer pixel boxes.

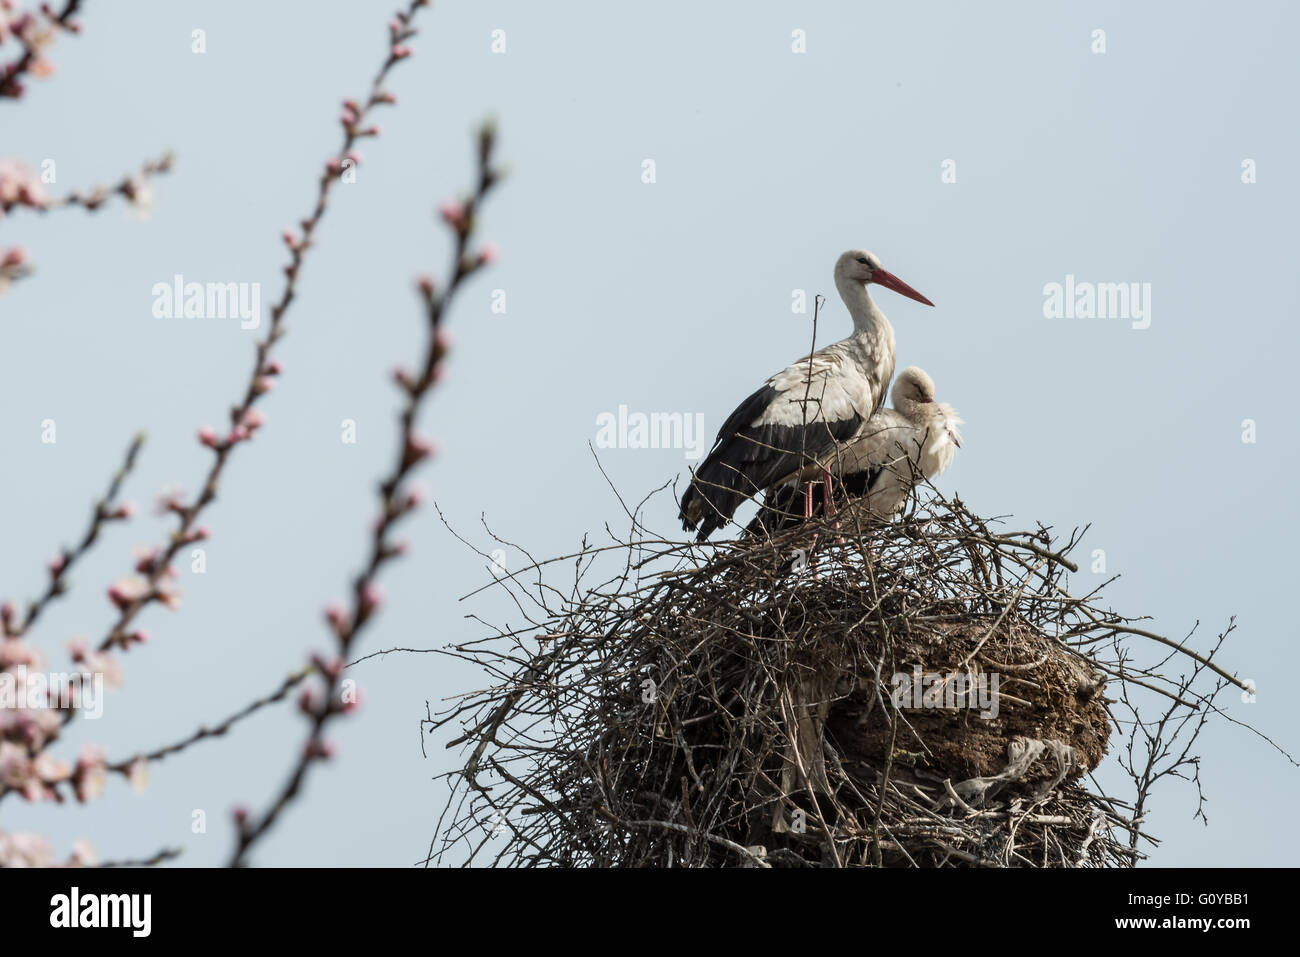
[93,4,427,656]
[3,433,144,639]
[229,111,501,867]
[98,846,182,868]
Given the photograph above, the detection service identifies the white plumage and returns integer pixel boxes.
[834,366,963,520]
[680,249,934,539]
[754,366,963,532]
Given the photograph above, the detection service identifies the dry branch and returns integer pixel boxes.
[425,485,1249,868]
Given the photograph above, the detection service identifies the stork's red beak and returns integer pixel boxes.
[871,269,934,307]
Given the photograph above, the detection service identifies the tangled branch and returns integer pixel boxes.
[424,482,1254,868]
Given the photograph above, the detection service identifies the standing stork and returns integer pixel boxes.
[751,366,963,536]
[679,249,934,540]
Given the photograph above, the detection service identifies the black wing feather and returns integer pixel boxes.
[680,383,862,540]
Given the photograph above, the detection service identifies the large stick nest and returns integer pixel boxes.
[426,488,1245,868]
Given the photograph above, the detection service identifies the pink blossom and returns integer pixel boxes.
[34,751,69,784]
[0,741,30,790]
[127,757,148,795]
[0,637,43,670]
[107,577,150,611]
[311,653,345,681]
[155,582,183,610]
[0,831,54,867]
[133,546,162,574]
[0,705,61,752]
[360,582,384,613]
[298,685,321,717]
[155,485,187,515]
[67,839,99,867]
[72,745,108,803]
[0,161,48,209]
[439,199,467,230]
[404,431,436,465]
[305,739,336,760]
[402,481,429,510]
[0,741,59,802]
[324,603,350,636]
[392,365,417,393]
[70,644,124,688]
[124,176,155,221]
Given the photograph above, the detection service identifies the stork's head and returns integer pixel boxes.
[893,366,963,449]
[834,249,935,307]
[891,366,938,411]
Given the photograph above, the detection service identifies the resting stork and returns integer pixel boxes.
[679,249,934,540]
[750,366,963,536]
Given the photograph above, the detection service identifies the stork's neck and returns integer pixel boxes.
[835,274,896,413]
[836,274,894,349]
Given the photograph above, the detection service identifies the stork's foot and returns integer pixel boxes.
[821,470,837,518]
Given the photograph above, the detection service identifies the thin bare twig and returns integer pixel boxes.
[229,114,502,867]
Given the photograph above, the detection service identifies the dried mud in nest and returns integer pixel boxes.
[429,494,1239,868]
[832,616,1111,785]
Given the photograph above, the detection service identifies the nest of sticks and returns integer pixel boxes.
[426,486,1246,868]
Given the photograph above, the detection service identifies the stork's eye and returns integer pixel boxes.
[856,257,869,265]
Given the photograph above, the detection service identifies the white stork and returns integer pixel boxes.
[752,366,963,534]
[679,249,934,539]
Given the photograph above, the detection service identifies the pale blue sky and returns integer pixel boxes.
[2,0,1296,866]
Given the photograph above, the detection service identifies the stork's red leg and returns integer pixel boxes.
[822,470,836,518]
[797,480,822,578]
